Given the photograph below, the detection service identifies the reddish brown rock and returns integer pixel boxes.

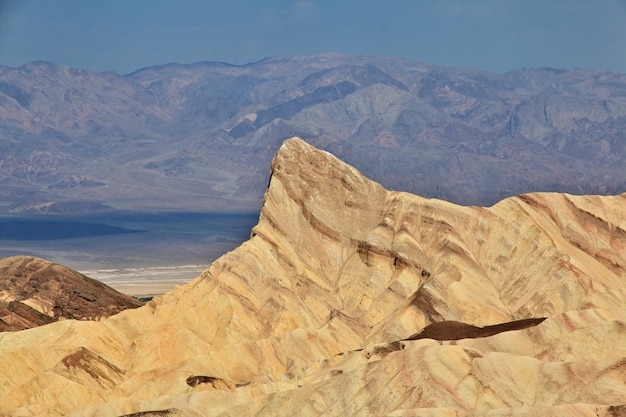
[0,255,142,331]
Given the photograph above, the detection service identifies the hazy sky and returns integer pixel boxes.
[1,0,625,75]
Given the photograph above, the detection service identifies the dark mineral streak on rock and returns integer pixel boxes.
[404,317,547,341]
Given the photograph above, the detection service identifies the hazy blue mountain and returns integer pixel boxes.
[1,54,625,214]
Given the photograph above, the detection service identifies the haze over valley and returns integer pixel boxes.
[1,54,626,216]
[1,52,626,296]
[0,212,258,296]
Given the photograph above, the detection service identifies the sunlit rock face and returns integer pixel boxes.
[0,138,625,416]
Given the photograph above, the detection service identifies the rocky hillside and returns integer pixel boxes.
[0,256,142,331]
[1,54,625,213]
[0,138,625,416]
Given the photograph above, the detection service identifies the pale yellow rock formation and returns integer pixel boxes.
[0,137,625,416]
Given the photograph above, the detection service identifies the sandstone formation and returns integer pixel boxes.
[0,138,625,416]
[0,256,143,331]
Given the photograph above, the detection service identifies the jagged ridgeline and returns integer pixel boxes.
[1,55,626,214]
[0,138,625,416]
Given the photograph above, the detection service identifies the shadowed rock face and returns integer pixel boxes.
[121,410,185,417]
[0,256,142,331]
[0,138,625,416]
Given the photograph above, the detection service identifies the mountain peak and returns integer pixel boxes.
[0,139,625,416]
[2,54,626,214]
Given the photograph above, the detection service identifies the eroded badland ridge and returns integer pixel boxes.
[1,138,625,416]
[0,256,143,331]
[1,54,626,213]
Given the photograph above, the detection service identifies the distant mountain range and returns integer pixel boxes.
[1,54,625,214]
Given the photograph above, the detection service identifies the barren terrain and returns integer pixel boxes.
[1,55,625,214]
[0,256,142,331]
[0,138,624,416]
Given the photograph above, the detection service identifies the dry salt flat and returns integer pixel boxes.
[81,264,207,297]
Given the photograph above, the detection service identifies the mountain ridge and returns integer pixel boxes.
[0,138,624,416]
[0,255,143,331]
[1,54,625,214]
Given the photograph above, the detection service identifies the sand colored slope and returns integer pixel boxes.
[0,138,625,416]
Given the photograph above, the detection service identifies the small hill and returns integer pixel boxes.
[0,256,143,331]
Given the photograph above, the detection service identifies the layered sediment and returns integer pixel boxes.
[0,256,142,331]
[0,138,625,416]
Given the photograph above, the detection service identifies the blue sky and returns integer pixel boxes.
[1,0,625,75]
